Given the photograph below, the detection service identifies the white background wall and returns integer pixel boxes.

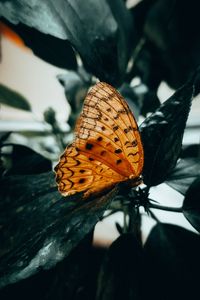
[0,36,69,122]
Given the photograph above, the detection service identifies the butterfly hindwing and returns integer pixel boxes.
[55,144,124,198]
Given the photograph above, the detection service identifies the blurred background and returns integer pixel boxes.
[1,1,200,299]
[1,19,199,247]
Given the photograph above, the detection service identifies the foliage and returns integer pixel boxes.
[0,84,31,111]
[0,0,200,299]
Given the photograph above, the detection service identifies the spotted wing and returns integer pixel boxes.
[54,144,124,198]
[75,82,144,178]
[55,82,144,198]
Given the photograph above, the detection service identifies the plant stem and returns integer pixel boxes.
[149,202,183,212]
[123,208,128,233]
[103,209,121,219]
[148,209,160,222]
[54,131,66,151]
[129,205,142,245]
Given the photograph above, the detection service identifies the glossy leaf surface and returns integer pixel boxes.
[144,223,200,300]
[0,172,117,288]
[140,74,198,186]
[0,0,134,85]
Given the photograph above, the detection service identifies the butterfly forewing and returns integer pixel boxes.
[55,82,144,198]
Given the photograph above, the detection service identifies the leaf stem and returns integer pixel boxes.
[148,209,160,222]
[123,208,128,233]
[54,131,66,151]
[149,202,183,212]
[128,205,142,245]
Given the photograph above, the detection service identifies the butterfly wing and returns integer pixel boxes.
[54,144,124,198]
[55,82,144,198]
[76,82,144,177]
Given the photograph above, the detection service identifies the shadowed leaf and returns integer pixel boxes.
[144,223,200,300]
[143,0,200,89]
[0,133,11,145]
[118,83,141,120]
[57,68,92,129]
[1,144,52,175]
[166,158,200,195]
[0,231,102,300]
[0,83,31,111]
[0,172,117,288]
[140,73,199,186]
[181,144,200,158]
[183,176,200,232]
[2,20,78,70]
[0,0,134,85]
[96,234,147,300]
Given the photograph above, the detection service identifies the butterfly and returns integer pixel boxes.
[54,82,144,199]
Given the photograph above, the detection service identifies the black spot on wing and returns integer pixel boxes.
[86,143,94,150]
[115,149,122,154]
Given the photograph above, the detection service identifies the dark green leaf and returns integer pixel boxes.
[1,144,52,175]
[50,0,134,85]
[96,234,147,300]
[0,133,11,178]
[140,74,197,187]
[128,40,163,91]
[129,0,154,38]
[166,158,200,195]
[0,133,11,145]
[0,231,103,300]
[144,223,200,300]
[0,83,31,111]
[118,83,141,120]
[143,0,200,89]
[2,19,77,70]
[0,0,134,85]
[57,68,92,129]
[58,68,92,112]
[140,89,160,116]
[119,82,160,117]
[183,176,200,232]
[181,144,200,158]
[0,1,67,39]
[0,172,117,288]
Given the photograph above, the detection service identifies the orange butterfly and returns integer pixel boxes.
[54,82,144,199]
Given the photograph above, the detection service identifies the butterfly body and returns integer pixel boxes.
[55,82,144,199]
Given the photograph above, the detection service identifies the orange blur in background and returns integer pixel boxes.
[0,22,26,48]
